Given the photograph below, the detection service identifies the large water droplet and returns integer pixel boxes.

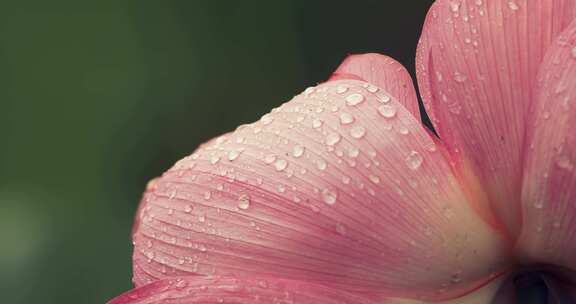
[346,93,365,106]
[274,159,288,171]
[238,194,251,210]
[406,151,424,170]
[350,126,366,139]
[292,144,305,158]
[321,188,338,205]
[326,133,341,146]
[339,112,354,125]
[378,104,397,118]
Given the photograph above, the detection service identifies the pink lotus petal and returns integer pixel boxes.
[108,276,377,304]
[416,0,576,236]
[516,20,576,270]
[131,79,509,301]
[330,53,420,118]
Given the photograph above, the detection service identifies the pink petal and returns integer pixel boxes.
[330,53,420,118]
[516,20,576,270]
[108,276,377,304]
[132,79,509,301]
[416,0,576,235]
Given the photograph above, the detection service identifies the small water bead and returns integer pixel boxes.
[366,85,379,93]
[556,156,574,171]
[264,154,276,164]
[210,155,221,165]
[350,126,366,139]
[198,214,206,222]
[326,133,341,146]
[369,175,381,184]
[336,223,347,235]
[453,71,467,83]
[342,175,351,184]
[339,112,354,125]
[508,1,519,11]
[228,150,242,161]
[292,144,305,158]
[406,151,424,170]
[321,188,338,205]
[398,126,409,135]
[312,119,323,129]
[449,1,460,13]
[379,94,391,103]
[336,85,349,94]
[184,205,193,213]
[378,104,397,118]
[316,159,327,171]
[348,147,360,158]
[346,93,365,106]
[238,194,251,210]
[274,159,288,171]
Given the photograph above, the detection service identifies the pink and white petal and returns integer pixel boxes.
[108,276,378,304]
[132,79,510,301]
[330,53,420,118]
[416,0,576,235]
[516,20,576,270]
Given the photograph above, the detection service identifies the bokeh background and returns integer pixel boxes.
[0,1,434,303]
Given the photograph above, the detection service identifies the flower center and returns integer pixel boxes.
[495,264,576,303]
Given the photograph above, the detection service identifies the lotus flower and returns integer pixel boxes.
[109,0,576,303]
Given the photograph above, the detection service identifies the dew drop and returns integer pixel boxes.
[348,147,360,158]
[228,150,242,161]
[321,188,338,205]
[406,151,424,170]
[453,71,468,83]
[369,174,381,184]
[274,159,288,171]
[556,156,574,171]
[238,194,251,210]
[264,154,277,164]
[336,222,347,235]
[350,126,366,139]
[378,104,397,118]
[379,94,391,103]
[508,1,519,11]
[184,205,193,213]
[210,155,221,165]
[449,1,461,12]
[326,133,341,146]
[312,119,323,129]
[366,85,379,93]
[341,175,351,184]
[292,144,305,158]
[336,85,348,94]
[316,159,327,171]
[339,112,355,125]
[346,93,365,106]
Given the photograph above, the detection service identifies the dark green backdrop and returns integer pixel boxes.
[0,1,433,303]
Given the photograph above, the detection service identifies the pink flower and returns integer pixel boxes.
[109,0,576,303]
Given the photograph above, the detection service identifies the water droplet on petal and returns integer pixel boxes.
[228,150,242,161]
[508,1,519,11]
[556,156,574,171]
[378,104,397,118]
[350,126,366,139]
[238,194,251,210]
[312,119,323,129]
[264,154,277,164]
[339,112,354,125]
[366,85,379,93]
[379,94,391,103]
[261,114,274,125]
[369,175,381,184]
[449,1,461,12]
[348,147,360,158]
[406,151,424,170]
[321,188,338,205]
[184,205,193,213]
[346,93,365,106]
[292,144,305,158]
[453,71,467,83]
[210,155,221,165]
[316,159,327,171]
[336,222,347,235]
[326,133,341,146]
[274,159,288,171]
[336,85,348,94]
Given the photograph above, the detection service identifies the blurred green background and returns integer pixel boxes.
[0,1,433,303]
